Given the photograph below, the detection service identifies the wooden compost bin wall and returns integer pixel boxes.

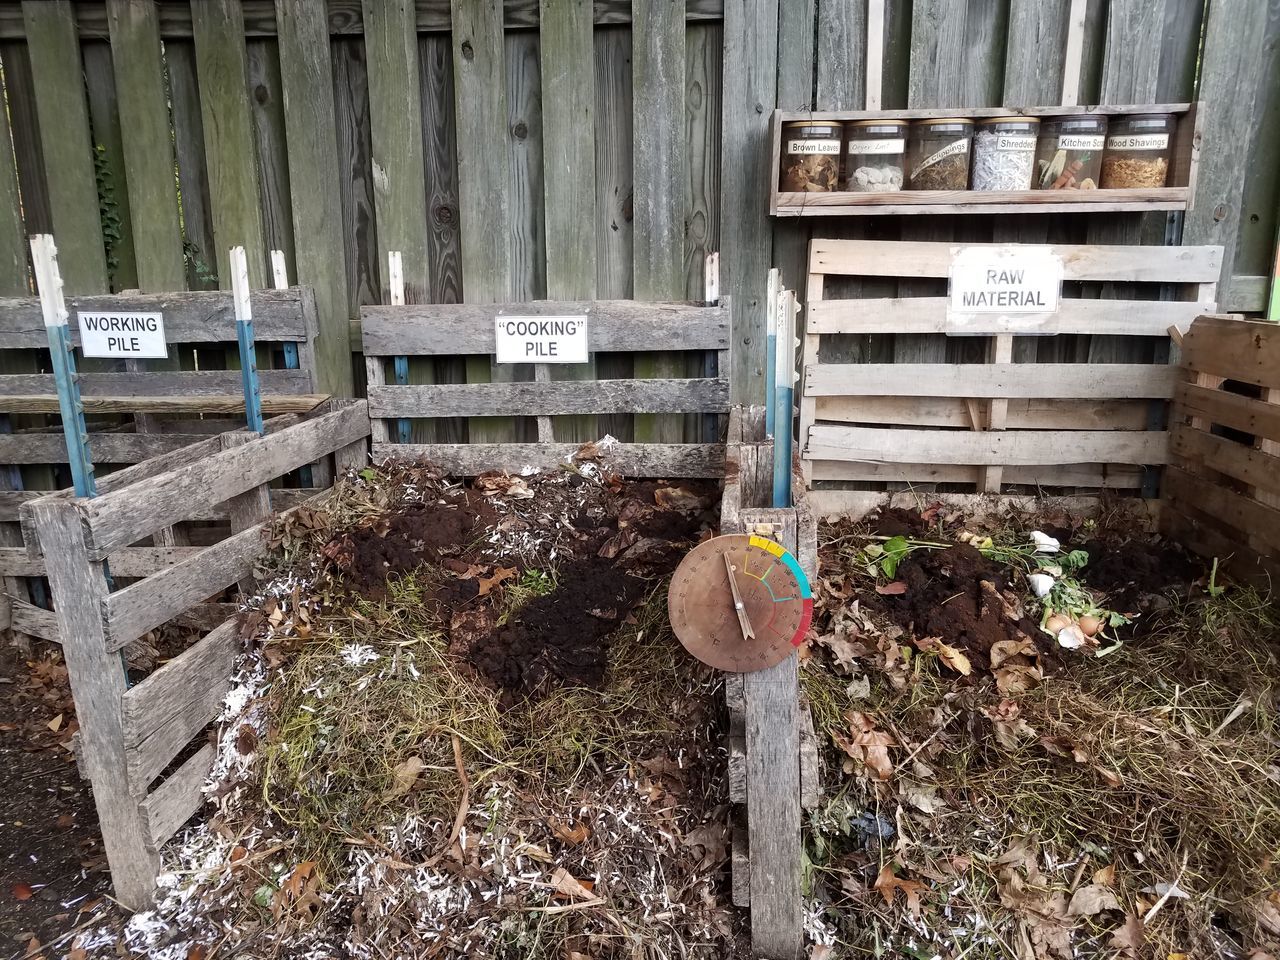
[1162,315,1280,587]
[798,239,1222,518]
[22,399,369,910]
[0,286,322,642]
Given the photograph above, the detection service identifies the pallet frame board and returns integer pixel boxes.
[361,298,732,476]
[770,102,1201,216]
[797,239,1221,502]
[25,399,370,909]
[1161,315,1280,587]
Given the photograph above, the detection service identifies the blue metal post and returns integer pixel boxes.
[281,340,314,486]
[772,289,795,508]
[230,246,265,435]
[393,355,411,444]
[764,270,778,441]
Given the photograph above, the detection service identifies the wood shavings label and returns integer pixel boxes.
[1058,134,1104,150]
[1107,133,1169,150]
[910,137,968,179]
[495,315,588,363]
[77,311,168,358]
[849,138,904,155]
[786,139,841,155]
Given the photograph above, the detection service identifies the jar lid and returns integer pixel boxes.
[978,116,1040,126]
[1122,113,1173,121]
[914,118,973,126]
[1047,114,1108,129]
[847,119,908,129]
[783,120,843,136]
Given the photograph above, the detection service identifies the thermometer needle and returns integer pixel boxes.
[723,552,755,641]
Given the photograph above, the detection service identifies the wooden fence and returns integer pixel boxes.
[0,0,1275,422]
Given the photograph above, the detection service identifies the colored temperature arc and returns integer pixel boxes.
[667,533,813,673]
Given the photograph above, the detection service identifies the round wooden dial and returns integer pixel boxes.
[667,534,813,673]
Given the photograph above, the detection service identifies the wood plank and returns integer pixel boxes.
[804,362,1176,399]
[0,46,28,294]
[774,189,1192,217]
[369,378,729,417]
[1164,466,1280,557]
[191,0,267,288]
[452,0,515,444]
[1161,504,1280,590]
[22,1,108,293]
[81,40,138,290]
[814,395,1151,430]
[806,297,1209,336]
[1,40,50,236]
[121,617,241,791]
[0,394,325,416]
[0,1,728,38]
[507,30,547,304]
[805,425,1169,466]
[165,39,216,291]
[360,300,730,354]
[9,596,58,640]
[0,433,206,465]
[632,0,687,443]
[1174,381,1280,442]
[330,36,381,316]
[0,288,312,348]
[541,0,597,443]
[246,42,295,281]
[364,0,431,306]
[29,499,159,907]
[0,546,203,578]
[720,0,776,406]
[808,238,1224,282]
[1181,315,1280,389]
[141,742,214,850]
[275,0,353,395]
[103,516,277,651]
[1171,424,1280,497]
[0,369,312,399]
[80,402,369,558]
[1003,0,1072,106]
[817,0,866,109]
[808,460,1144,488]
[108,0,185,292]
[1180,0,1270,308]
[808,489,1152,523]
[373,440,725,477]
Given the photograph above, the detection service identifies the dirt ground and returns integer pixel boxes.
[0,639,108,960]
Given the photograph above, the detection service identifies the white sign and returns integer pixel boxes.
[494,315,588,364]
[948,247,1063,320]
[77,311,168,358]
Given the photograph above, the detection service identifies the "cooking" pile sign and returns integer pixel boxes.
[494,315,589,364]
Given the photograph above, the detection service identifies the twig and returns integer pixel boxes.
[523,897,607,913]
[1143,852,1189,924]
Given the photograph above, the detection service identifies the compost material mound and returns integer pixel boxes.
[342,501,479,593]
[876,543,1047,668]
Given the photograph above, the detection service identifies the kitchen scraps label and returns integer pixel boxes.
[494,315,589,364]
[948,247,1063,320]
[77,311,168,358]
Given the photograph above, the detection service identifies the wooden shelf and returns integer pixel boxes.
[769,102,1201,218]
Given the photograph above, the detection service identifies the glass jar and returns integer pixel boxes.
[906,119,973,190]
[779,121,843,192]
[1101,114,1175,188]
[971,117,1040,191]
[844,120,907,192]
[1034,115,1107,189]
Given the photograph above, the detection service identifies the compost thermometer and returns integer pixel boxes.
[667,534,813,672]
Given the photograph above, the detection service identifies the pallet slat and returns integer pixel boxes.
[806,297,1208,336]
[814,396,1150,430]
[374,441,725,477]
[806,425,1169,466]
[141,742,214,850]
[805,363,1176,399]
[368,377,729,418]
[1164,466,1280,559]
[0,546,203,579]
[1182,315,1280,389]
[809,460,1145,488]
[1171,424,1280,496]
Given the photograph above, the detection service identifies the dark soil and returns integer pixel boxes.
[0,641,108,957]
[873,543,1049,668]
[325,474,718,700]
[1079,537,1208,625]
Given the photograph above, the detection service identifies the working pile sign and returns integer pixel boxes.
[494,315,588,363]
[948,246,1063,319]
[77,311,168,359]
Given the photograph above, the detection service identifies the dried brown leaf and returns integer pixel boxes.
[874,863,926,917]
[548,866,596,902]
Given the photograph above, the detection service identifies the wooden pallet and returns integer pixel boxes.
[361,299,731,477]
[1162,315,1280,587]
[797,238,1223,517]
[21,400,368,909]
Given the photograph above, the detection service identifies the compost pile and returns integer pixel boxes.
[801,501,1280,960]
[72,459,743,960]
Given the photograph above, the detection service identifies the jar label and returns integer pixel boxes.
[911,138,969,179]
[1058,134,1104,150]
[786,139,841,155]
[995,134,1037,151]
[849,138,904,155]
[1107,133,1169,150]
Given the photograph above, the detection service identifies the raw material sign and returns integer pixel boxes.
[494,315,588,363]
[77,311,168,359]
[948,247,1063,320]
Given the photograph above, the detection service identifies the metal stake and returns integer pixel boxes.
[230,246,265,435]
